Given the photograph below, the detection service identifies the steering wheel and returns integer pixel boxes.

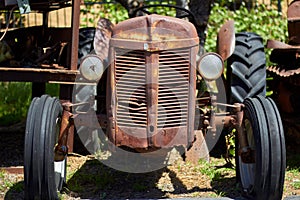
[131,4,196,24]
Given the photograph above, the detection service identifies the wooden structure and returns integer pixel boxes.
[0,0,81,151]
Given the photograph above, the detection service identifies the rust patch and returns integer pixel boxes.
[287,0,300,21]
[217,20,235,60]
[267,39,300,49]
[151,127,188,147]
[115,126,148,148]
[112,14,198,41]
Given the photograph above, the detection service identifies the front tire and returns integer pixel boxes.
[24,95,66,199]
[236,95,285,199]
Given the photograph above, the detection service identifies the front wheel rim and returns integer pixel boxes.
[239,119,255,192]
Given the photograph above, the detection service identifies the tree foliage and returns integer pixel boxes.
[205,3,288,64]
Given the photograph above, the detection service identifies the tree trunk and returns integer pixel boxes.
[188,0,214,47]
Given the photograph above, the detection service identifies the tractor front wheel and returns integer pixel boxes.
[236,95,286,199]
[24,95,66,199]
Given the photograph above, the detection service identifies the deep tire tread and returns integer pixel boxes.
[227,32,266,103]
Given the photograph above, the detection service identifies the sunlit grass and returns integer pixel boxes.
[0,82,59,126]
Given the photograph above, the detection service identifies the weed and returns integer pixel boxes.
[215,190,227,197]
[292,180,300,190]
[0,170,4,178]
[197,160,223,181]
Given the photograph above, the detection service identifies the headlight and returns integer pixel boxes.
[80,55,104,81]
[197,53,224,80]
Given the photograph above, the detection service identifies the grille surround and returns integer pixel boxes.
[107,14,199,148]
[109,46,196,148]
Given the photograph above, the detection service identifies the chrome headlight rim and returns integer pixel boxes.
[79,54,104,82]
[197,52,224,81]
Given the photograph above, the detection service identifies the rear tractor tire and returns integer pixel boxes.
[227,32,266,103]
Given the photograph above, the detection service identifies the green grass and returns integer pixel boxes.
[0,82,59,126]
[292,181,300,190]
[0,82,31,126]
[195,159,235,182]
[0,170,5,191]
[0,170,17,193]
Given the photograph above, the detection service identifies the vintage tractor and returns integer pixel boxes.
[267,0,300,116]
[23,3,286,200]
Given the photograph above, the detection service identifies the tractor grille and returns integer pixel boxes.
[115,48,190,129]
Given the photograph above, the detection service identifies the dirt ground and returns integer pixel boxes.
[0,118,300,200]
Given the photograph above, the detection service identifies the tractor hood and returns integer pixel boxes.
[112,14,198,41]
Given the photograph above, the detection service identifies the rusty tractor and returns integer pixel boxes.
[267,0,300,115]
[23,2,286,200]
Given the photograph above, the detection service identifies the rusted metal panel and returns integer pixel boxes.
[110,38,199,51]
[267,39,300,49]
[268,65,300,114]
[115,126,148,148]
[146,52,159,145]
[109,46,194,148]
[54,107,72,161]
[287,0,300,21]
[188,46,198,144]
[217,20,235,60]
[110,11,198,50]
[112,14,198,41]
[152,127,188,147]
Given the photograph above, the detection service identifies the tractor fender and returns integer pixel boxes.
[217,20,235,60]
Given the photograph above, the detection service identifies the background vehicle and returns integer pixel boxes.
[23,2,286,200]
[266,0,300,157]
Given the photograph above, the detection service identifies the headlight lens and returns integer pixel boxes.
[80,55,104,81]
[197,53,224,80]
